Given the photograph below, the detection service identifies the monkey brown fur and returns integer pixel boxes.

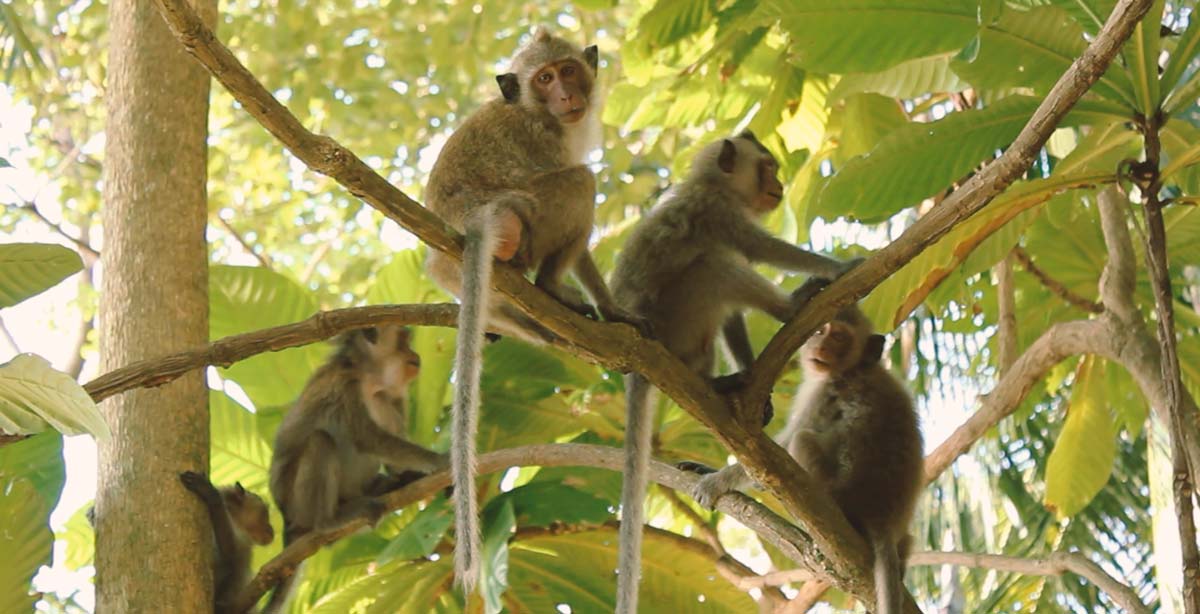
[609,132,854,613]
[179,471,274,614]
[687,303,923,614]
[424,27,643,595]
[264,325,446,612]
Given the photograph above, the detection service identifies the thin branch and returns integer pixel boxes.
[923,319,1101,482]
[745,0,1154,406]
[231,443,822,613]
[907,551,1149,614]
[1136,113,1200,612]
[1012,246,1104,314]
[780,580,830,614]
[0,316,20,353]
[83,304,459,402]
[214,215,272,268]
[660,485,724,555]
[996,253,1019,372]
[6,201,100,261]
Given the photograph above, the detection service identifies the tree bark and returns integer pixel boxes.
[95,0,217,611]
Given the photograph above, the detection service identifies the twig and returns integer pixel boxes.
[996,252,1019,372]
[214,215,272,268]
[231,443,822,613]
[660,486,724,555]
[1012,246,1104,314]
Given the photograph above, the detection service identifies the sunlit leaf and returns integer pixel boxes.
[0,354,108,439]
[0,243,83,308]
[1045,356,1117,517]
[829,53,966,103]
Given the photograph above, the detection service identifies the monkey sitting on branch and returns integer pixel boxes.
[683,299,923,614]
[609,132,856,614]
[264,325,446,612]
[178,471,274,614]
[424,27,644,595]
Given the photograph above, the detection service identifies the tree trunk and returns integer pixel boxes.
[95,0,216,611]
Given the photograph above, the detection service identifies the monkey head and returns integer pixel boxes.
[800,306,886,377]
[352,325,421,401]
[223,482,275,545]
[495,27,598,124]
[694,131,785,215]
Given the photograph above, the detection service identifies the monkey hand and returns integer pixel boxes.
[599,305,653,337]
[179,471,221,505]
[690,471,733,510]
[675,461,717,475]
[791,276,832,310]
[711,372,774,427]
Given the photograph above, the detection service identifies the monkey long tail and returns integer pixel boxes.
[872,530,903,614]
[616,372,654,614]
[263,526,303,614]
[451,213,497,596]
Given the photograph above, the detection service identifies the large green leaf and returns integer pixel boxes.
[210,265,326,407]
[59,504,94,571]
[484,482,611,528]
[1045,356,1118,517]
[631,0,713,53]
[0,353,108,439]
[764,0,979,73]
[816,96,1127,224]
[366,249,455,445]
[1161,7,1200,111]
[477,340,590,452]
[0,434,64,613]
[210,390,272,494]
[377,496,453,564]
[951,5,1135,107]
[0,242,82,308]
[480,497,516,613]
[1121,0,1163,116]
[828,53,967,103]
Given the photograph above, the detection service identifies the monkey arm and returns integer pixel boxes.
[725,220,845,278]
[355,430,447,474]
[179,472,238,565]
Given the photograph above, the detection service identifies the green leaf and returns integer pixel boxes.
[0,353,108,439]
[0,243,83,308]
[59,504,95,571]
[210,265,326,407]
[0,434,64,613]
[1121,0,1163,115]
[834,93,909,163]
[480,498,516,614]
[478,340,589,451]
[951,5,1135,107]
[632,0,713,53]
[378,496,453,564]
[776,76,832,155]
[1045,356,1118,517]
[1164,205,1200,265]
[749,51,805,137]
[1160,5,1200,102]
[817,96,1126,223]
[486,482,611,528]
[828,53,967,103]
[210,390,272,494]
[764,0,979,73]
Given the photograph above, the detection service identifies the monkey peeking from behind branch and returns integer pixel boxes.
[609,132,857,613]
[682,299,923,614]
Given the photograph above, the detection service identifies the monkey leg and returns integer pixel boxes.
[534,233,598,318]
[573,253,652,333]
[690,464,754,509]
[289,431,340,532]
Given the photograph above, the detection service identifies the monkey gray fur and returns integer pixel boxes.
[609,132,854,614]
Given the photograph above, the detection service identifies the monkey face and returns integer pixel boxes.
[753,156,784,214]
[227,486,275,545]
[530,59,591,123]
[802,320,861,375]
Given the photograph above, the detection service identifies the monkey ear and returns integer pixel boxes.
[533,26,552,42]
[496,73,520,103]
[362,327,379,344]
[718,139,738,173]
[863,334,886,365]
[583,45,599,72]
[233,482,246,499]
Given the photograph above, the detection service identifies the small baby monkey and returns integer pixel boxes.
[178,471,274,614]
[686,300,923,614]
[609,132,854,614]
[265,325,446,612]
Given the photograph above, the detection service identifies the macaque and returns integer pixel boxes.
[608,132,854,613]
[423,27,641,594]
[685,302,923,614]
[178,471,274,614]
[264,325,446,612]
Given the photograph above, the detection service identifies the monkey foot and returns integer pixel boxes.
[675,461,717,475]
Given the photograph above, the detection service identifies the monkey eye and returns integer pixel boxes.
[560,64,575,76]
[537,72,553,84]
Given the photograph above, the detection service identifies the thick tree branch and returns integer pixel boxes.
[148,0,1152,608]
[1012,246,1104,314]
[83,304,459,402]
[231,443,822,613]
[744,0,1154,407]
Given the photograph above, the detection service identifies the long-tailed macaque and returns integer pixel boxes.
[265,325,446,612]
[684,302,923,614]
[178,472,274,614]
[609,132,854,613]
[424,27,641,594]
